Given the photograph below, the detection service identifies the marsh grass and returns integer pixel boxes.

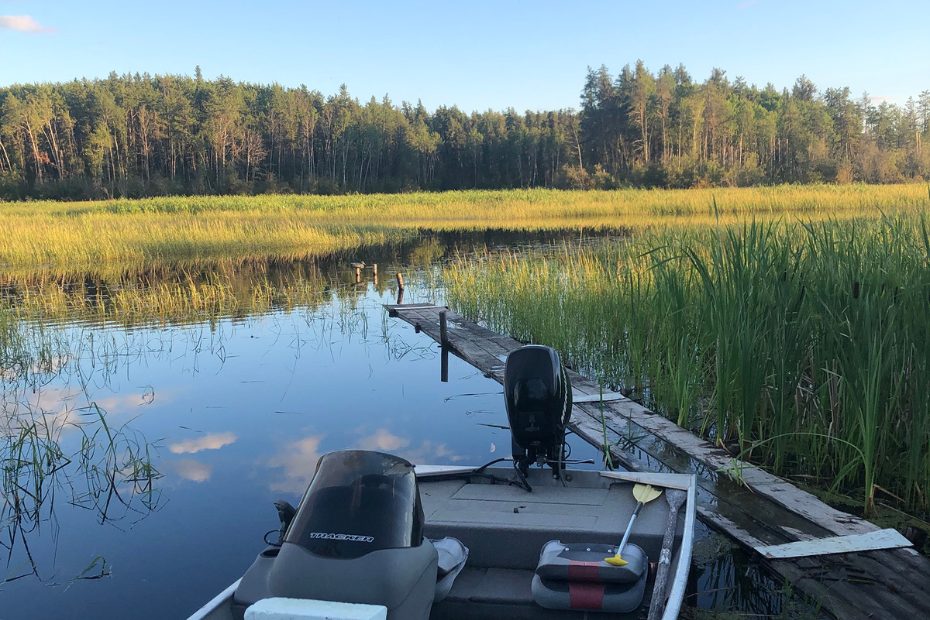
[1,184,927,273]
[445,214,930,517]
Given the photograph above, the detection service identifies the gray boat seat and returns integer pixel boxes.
[531,540,648,613]
[431,537,468,602]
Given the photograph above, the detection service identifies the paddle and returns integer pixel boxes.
[646,489,686,620]
[604,483,663,566]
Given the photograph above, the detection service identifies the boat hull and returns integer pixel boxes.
[188,466,696,620]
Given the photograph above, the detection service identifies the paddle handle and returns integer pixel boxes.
[647,490,686,620]
[615,501,643,555]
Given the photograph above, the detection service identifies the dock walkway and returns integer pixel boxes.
[386,303,930,619]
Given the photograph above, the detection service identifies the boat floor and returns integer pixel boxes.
[419,468,683,569]
[432,566,655,619]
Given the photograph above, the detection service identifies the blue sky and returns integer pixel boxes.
[1,1,928,111]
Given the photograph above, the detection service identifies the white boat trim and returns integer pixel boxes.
[414,464,485,477]
[756,528,912,559]
[188,578,240,620]
[245,597,387,620]
[599,470,693,491]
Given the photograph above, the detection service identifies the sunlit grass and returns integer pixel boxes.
[1,184,927,273]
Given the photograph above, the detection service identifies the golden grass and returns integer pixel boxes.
[2,184,927,274]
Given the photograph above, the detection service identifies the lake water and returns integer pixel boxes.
[0,233,807,618]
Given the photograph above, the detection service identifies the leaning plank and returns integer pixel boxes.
[756,529,912,560]
[573,392,628,403]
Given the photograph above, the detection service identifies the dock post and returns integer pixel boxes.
[355,267,362,283]
[440,347,449,382]
[395,272,405,303]
[372,263,378,277]
[439,310,448,347]
[439,310,449,382]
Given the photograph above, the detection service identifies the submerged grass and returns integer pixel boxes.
[445,214,930,517]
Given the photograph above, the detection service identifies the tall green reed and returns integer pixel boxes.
[445,215,930,516]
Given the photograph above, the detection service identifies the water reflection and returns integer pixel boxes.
[267,436,324,494]
[1,402,162,585]
[173,459,213,483]
[0,230,811,618]
[169,433,238,455]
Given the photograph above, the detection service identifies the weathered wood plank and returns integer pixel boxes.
[757,529,913,560]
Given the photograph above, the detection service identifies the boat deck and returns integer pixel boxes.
[420,469,682,619]
[420,469,683,569]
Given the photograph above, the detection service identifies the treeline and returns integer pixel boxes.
[0,63,928,199]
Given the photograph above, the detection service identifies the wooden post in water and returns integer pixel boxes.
[372,264,378,277]
[396,272,405,304]
[355,267,362,283]
[439,310,448,347]
[439,310,450,382]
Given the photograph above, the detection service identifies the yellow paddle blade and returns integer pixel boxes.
[604,555,628,566]
[633,483,662,504]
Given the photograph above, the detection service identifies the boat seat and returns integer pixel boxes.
[531,540,648,613]
[431,537,468,602]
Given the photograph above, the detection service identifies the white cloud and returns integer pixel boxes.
[169,432,238,455]
[354,429,466,465]
[0,15,50,33]
[174,459,212,483]
[356,428,409,452]
[267,435,324,493]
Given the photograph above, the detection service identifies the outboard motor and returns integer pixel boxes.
[233,450,437,619]
[504,345,572,480]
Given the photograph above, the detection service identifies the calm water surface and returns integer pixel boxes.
[0,233,808,619]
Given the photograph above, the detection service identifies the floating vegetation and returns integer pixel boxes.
[445,213,930,517]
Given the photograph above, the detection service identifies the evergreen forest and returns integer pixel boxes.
[1,62,928,200]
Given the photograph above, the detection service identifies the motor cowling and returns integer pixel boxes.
[504,345,572,477]
[233,450,437,619]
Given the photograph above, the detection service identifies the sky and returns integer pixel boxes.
[1,0,928,112]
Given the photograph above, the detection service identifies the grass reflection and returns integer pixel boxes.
[1,402,161,584]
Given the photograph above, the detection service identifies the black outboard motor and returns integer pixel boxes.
[233,450,437,619]
[504,345,572,480]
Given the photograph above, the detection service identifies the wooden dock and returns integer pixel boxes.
[386,303,930,619]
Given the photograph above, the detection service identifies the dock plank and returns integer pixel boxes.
[386,303,930,619]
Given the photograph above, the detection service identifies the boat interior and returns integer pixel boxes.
[420,467,687,619]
